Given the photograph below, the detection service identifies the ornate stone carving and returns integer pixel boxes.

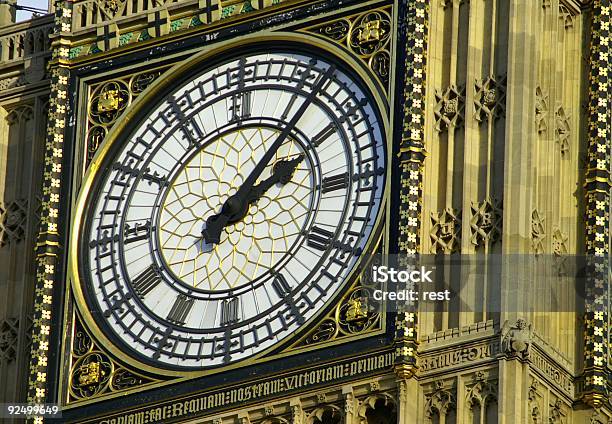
[555,106,571,155]
[316,393,327,404]
[425,381,456,421]
[528,379,542,423]
[500,318,533,359]
[558,4,575,29]
[590,410,612,424]
[291,404,304,424]
[306,404,342,424]
[420,342,497,373]
[0,318,19,363]
[470,197,502,247]
[434,85,465,132]
[85,67,168,166]
[337,286,380,334]
[89,80,130,126]
[0,199,28,247]
[70,351,113,399]
[5,104,33,125]
[430,207,461,253]
[67,312,158,403]
[304,8,392,88]
[303,319,337,345]
[86,126,107,162]
[465,373,497,411]
[474,75,506,123]
[531,209,546,255]
[535,86,549,135]
[552,227,568,256]
[549,399,566,423]
[357,393,396,423]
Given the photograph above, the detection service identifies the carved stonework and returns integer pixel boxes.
[303,7,392,89]
[590,410,612,424]
[551,227,569,275]
[500,318,533,359]
[558,4,575,29]
[424,380,456,422]
[0,199,28,247]
[531,209,546,255]
[357,393,396,424]
[85,67,168,165]
[548,398,567,423]
[535,86,549,135]
[465,372,497,413]
[470,198,502,248]
[0,318,19,363]
[67,312,158,403]
[89,80,130,126]
[528,379,542,423]
[430,208,461,253]
[306,404,342,424]
[293,240,383,349]
[555,106,571,155]
[474,75,506,123]
[434,85,465,132]
[552,227,568,256]
[337,286,380,334]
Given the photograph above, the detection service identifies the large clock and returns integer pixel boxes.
[74,43,387,370]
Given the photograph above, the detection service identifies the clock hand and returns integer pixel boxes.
[202,66,335,244]
[246,154,304,205]
[202,154,304,244]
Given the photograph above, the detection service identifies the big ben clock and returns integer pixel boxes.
[72,41,388,371]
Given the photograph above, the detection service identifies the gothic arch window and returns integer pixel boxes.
[358,394,396,424]
[425,382,457,424]
[307,405,343,424]
[465,376,497,424]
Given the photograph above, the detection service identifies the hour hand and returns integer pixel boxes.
[247,154,304,204]
[202,154,304,244]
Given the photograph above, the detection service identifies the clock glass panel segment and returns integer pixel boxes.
[81,49,387,369]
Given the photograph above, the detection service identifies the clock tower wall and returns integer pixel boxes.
[0,0,608,423]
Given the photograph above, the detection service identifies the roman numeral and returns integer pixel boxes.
[103,293,132,318]
[132,265,161,298]
[322,173,349,193]
[166,294,194,326]
[353,163,385,186]
[112,161,168,188]
[229,92,251,123]
[124,220,151,244]
[311,123,336,147]
[179,118,204,147]
[307,226,334,251]
[272,273,292,298]
[89,230,119,252]
[220,298,240,326]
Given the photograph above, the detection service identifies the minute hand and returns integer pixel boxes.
[202,66,335,244]
[236,65,334,198]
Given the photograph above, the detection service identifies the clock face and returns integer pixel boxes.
[80,48,387,369]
